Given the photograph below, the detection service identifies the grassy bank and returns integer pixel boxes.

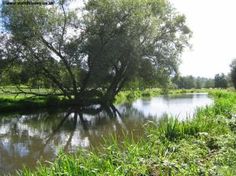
[17,90,236,175]
[115,88,213,104]
[0,96,69,113]
[114,88,162,104]
[0,87,210,113]
[0,86,65,113]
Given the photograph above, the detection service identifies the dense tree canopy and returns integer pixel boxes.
[214,73,228,89]
[0,0,191,105]
[230,59,236,89]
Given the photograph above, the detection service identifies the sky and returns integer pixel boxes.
[169,0,236,78]
[1,0,236,78]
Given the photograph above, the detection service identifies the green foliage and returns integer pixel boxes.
[45,95,60,106]
[126,91,141,101]
[173,75,215,89]
[215,73,228,89]
[115,88,161,104]
[230,59,236,89]
[1,0,191,102]
[141,91,151,97]
[0,86,67,112]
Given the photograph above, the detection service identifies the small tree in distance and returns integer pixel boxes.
[230,59,236,89]
[214,73,228,89]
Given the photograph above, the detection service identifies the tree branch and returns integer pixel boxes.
[40,36,78,95]
[26,46,72,99]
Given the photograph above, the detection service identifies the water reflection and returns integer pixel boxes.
[132,93,213,120]
[0,93,213,174]
[0,106,146,174]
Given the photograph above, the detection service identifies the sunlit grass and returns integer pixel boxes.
[0,86,67,112]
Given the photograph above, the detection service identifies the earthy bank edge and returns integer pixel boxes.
[0,88,208,113]
[17,90,236,175]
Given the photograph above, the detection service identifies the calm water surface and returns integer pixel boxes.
[0,93,213,174]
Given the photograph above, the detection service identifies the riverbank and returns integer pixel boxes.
[0,87,209,113]
[17,90,236,175]
[0,96,69,113]
[114,88,213,104]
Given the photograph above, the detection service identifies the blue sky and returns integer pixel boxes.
[169,0,236,78]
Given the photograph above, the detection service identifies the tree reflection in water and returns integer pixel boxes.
[0,94,213,174]
[0,104,147,174]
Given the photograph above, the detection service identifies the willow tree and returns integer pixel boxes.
[1,0,191,105]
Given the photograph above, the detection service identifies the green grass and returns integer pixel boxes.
[0,86,209,112]
[16,90,236,175]
[0,86,69,113]
[0,85,54,98]
[115,88,162,104]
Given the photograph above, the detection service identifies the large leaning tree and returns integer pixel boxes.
[0,0,191,105]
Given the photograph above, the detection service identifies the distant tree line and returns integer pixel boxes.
[172,73,233,89]
[173,76,214,89]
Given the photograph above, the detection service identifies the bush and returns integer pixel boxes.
[45,95,60,106]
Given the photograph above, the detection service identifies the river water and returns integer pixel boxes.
[0,93,213,174]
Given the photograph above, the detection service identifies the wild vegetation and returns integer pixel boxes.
[16,90,236,176]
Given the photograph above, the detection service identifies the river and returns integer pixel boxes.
[0,93,213,174]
